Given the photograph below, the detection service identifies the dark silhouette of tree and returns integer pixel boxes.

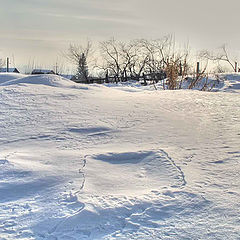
[76,53,88,83]
[64,41,92,83]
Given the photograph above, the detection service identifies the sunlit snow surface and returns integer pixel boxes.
[0,73,239,239]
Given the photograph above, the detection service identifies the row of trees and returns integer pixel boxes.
[1,35,238,89]
[66,36,189,88]
[66,35,239,89]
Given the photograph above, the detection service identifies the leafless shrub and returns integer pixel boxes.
[199,44,237,72]
[165,60,179,90]
[188,69,207,90]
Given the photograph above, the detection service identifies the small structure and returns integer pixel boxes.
[0,68,20,73]
[32,69,55,75]
[60,74,75,80]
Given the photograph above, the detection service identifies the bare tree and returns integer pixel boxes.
[97,36,191,87]
[134,36,190,88]
[99,38,122,81]
[64,40,93,82]
[118,41,137,81]
[150,36,190,89]
[65,42,92,64]
[118,39,151,80]
[99,38,155,81]
[199,44,237,72]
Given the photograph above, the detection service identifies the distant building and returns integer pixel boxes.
[60,74,75,80]
[0,68,20,73]
[32,69,55,75]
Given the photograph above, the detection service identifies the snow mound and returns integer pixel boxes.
[0,73,27,84]
[103,73,240,92]
[0,74,79,88]
[218,73,240,92]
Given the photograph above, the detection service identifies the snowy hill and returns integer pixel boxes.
[218,73,240,92]
[0,73,79,88]
[0,73,239,239]
[0,73,26,84]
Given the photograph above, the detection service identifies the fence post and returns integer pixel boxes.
[143,73,147,85]
[235,62,238,72]
[105,70,109,83]
[6,57,9,72]
[196,62,200,76]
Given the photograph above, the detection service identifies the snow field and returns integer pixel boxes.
[0,73,239,239]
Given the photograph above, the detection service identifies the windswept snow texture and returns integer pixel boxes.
[0,73,240,239]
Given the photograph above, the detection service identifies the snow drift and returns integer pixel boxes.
[0,72,239,239]
[0,73,78,88]
[0,73,26,84]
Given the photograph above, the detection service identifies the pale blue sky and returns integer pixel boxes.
[1,0,240,73]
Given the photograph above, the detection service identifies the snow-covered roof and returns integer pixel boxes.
[0,68,19,73]
[32,69,55,74]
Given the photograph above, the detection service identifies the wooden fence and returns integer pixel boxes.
[75,72,167,85]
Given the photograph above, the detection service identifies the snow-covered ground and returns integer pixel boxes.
[0,73,239,240]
